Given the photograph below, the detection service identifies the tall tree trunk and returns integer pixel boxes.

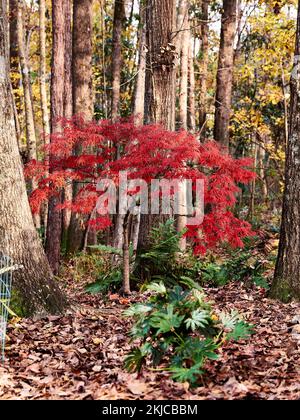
[139,0,177,250]
[9,0,21,145]
[111,0,125,121]
[63,0,72,120]
[39,0,50,141]
[199,0,209,138]
[62,0,73,235]
[188,39,196,132]
[17,0,37,161]
[133,2,146,124]
[178,0,189,130]
[145,0,177,130]
[0,0,67,316]
[110,0,125,252]
[270,0,300,302]
[45,0,66,273]
[72,0,93,119]
[213,0,237,147]
[67,0,93,254]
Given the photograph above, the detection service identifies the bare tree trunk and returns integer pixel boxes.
[72,0,93,118]
[199,0,209,138]
[63,0,72,120]
[9,0,21,146]
[178,0,189,130]
[17,0,37,161]
[214,0,237,147]
[139,0,177,250]
[122,212,131,294]
[188,39,196,132]
[146,0,177,131]
[0,0,67,316]
[39,0,50,141]
[45,0,66,274]
[270,0,300,302]
[111,0,125,121]
[67,0,94,254]
[133,2,146,124]
[62,0,73,235]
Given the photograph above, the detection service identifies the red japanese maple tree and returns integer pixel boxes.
[25,117,255,256]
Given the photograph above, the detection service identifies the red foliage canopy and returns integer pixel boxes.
[25,117,255,254]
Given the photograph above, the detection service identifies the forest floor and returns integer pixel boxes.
[1,281,300,400]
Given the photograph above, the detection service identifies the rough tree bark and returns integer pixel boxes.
[199,0,209,138]
[139,0,177,251]
[270,0,300,302]
[0,0,67,316]
[213,0,237,147]
[145,0,177,130]
[17,0,37,161]
[111,0,125,121]
[45,0,66,274]
[9,0,21,145]
[67,0,94,254]
[178,0,189,130]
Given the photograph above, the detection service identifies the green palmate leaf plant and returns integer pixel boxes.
[124,282,254,386]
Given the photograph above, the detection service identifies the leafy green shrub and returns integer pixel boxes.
[198,250,270,289]
[85,268,122,294]
[124,281,253,386]
[62,252,122,295]
[133,219,191,287]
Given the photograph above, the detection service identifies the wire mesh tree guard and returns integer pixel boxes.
[0,255,19,363]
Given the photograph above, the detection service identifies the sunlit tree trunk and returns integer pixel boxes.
[270,0,300,302]
[199,0,209,138]
[0,0,67,316]
[214,0,237,147]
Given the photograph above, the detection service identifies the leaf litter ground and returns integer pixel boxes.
[1,282,300,400]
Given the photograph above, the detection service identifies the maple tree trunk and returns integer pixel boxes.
[214,0,237,147]
[67,0,94,254]
[17,0,37,161]
[270,1,300,302]
[199,0,209,138]
[111,0,125,121]
[45,0,66,273]
[178,0,189,130]
[0,0,67,316]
